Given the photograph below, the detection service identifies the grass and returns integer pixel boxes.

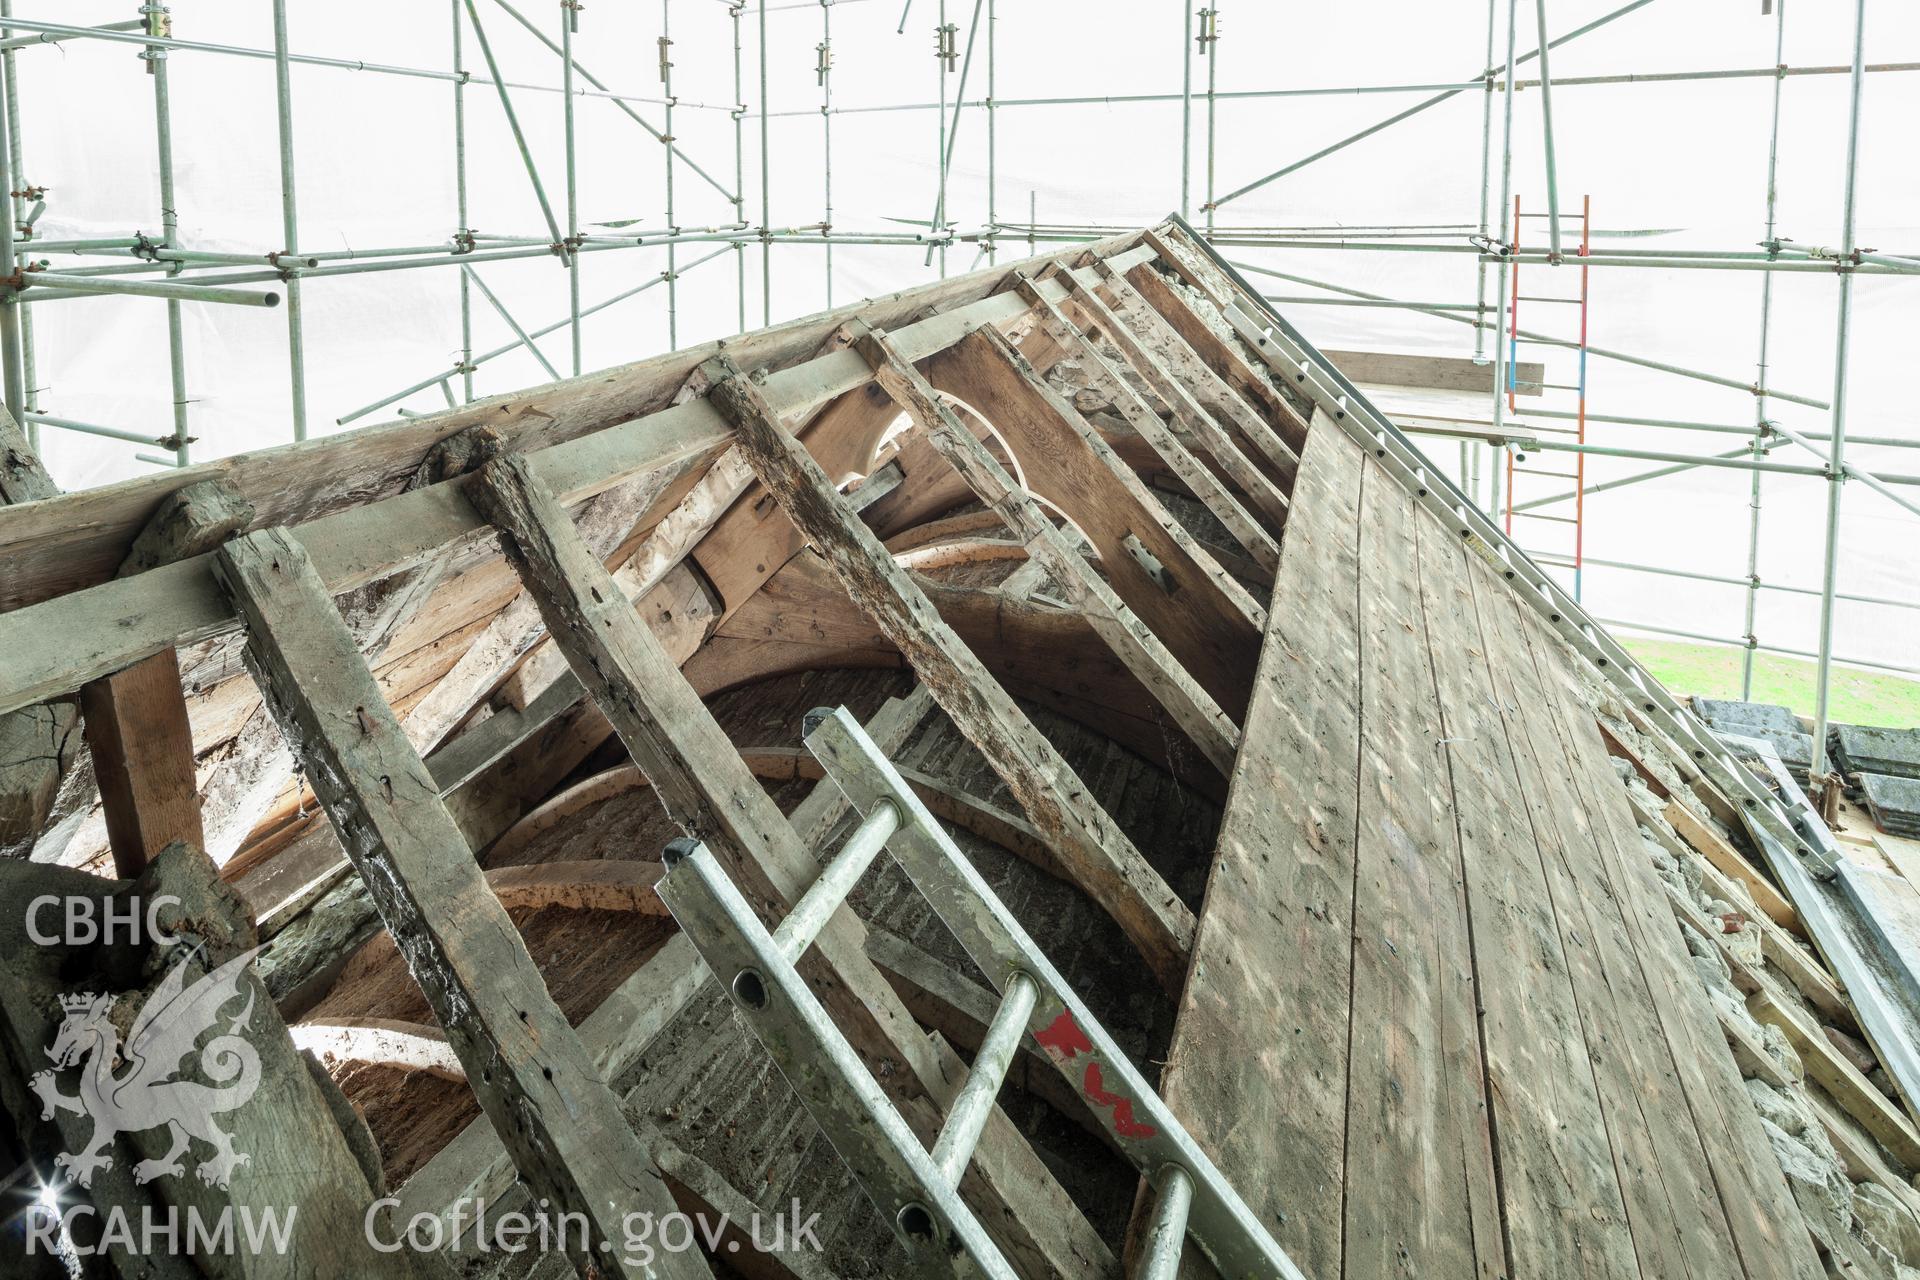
[1620,638,1920,727]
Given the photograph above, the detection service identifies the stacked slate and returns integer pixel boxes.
[1693,699,1814,785]
[1693,698,1804,736]
[1831,724,1920,781]
[1860,772,1920,839]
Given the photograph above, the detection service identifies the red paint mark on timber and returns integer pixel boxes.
[1031,1011,1157,1140]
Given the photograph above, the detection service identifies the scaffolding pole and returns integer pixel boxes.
[1811,0,1869,785]
[271,0,308,441]
[1744,0,1789,699]
[1488,0,1519,520]
[454,0,474,403]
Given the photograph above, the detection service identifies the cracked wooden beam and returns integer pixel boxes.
[198,426,502,864]
[212,525,706,1280]
[1084,255,1301,490]
[1051,262,1295,536]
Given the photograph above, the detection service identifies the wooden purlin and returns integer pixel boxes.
[211,526,708,1280]
[705,353,1197,994]
[0,244,1159,720]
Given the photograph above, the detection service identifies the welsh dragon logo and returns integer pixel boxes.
[30,947,264,1190]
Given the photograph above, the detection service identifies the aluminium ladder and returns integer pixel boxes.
[653,704,1306,1280]
[1503,194,1594,601]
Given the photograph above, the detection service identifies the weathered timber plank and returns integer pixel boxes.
[1414,492,1645,1280]
[1517,604,1827,1280]
[1489,571,1820,1280]
[1005,271,1283,569]
[1154,412,1365,1278]
[211,526,705,1280]
[1338,455,1500,1277]
[1749,988,1920,1172]
[705,356,1196,994]
[0,246,1160,717]
[1474,554,1731,1280]
[851,321,1239,776]
[1665,798,1802,934]
[928,326,1263,716]
[469,455,1116,1280]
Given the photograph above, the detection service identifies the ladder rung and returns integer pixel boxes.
[1512,511,1579,524]
[773,797,903,961]
[1513,468,1580,479]
[1517,295,1582,304]
[931,973,1039,1184]
[1139,1166,1197,1280]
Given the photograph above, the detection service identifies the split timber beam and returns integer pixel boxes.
[468,455,1117,1280]
[1085,255,1302,489]
[1049,263,1294,531]
[0,244,1158,719]
[1004,269,1283,573]
[704,355,1198,993]
[196,426,506,864]
[850,320,1241,776]
[211,527,705,1280]
[927,325,1265,712]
